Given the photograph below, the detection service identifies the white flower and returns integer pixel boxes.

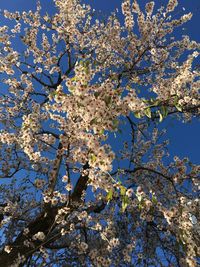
[23,228,29,235]
[126,188,134,197]
[62,175,69,183]
[110,238,120,247]
[33,231,45,241]
[4,245,12,253]
[65,183,73,191]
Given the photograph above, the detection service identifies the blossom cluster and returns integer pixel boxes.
[0,0,199,266]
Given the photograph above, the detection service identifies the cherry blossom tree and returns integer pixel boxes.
[0,0,199,266]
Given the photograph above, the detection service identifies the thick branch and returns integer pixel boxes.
[0,209,56,267]
[71,162,90,202]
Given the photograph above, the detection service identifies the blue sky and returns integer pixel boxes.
[0,0,199,164]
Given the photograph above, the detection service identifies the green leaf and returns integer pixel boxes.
[49,90,57,97]
[120,186,127,196]
[122,196,129,212]
[77,102,84,108]
[144,107,151,118]
[84,60,90,67]
[158,110,163,122]
[104,96,112,106]
[116,177,122,185]
[94,91,101,98]
[99,129,104,135]
[90,118,97,125]
[90,154,96,163]
[175,104,182,112]
[138,203,143,211]
[84,66,90,75]
[68,86,75,93]
[154,100,160,106]
[134,111,141,119]
[152,195,157,204]
[173,95,178,105]
[161,106,168,118]
[112,119,119,128]
[71,76,77,82]
[106,189,113,202]
[136,193,143,202]
[173,95,183,112]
